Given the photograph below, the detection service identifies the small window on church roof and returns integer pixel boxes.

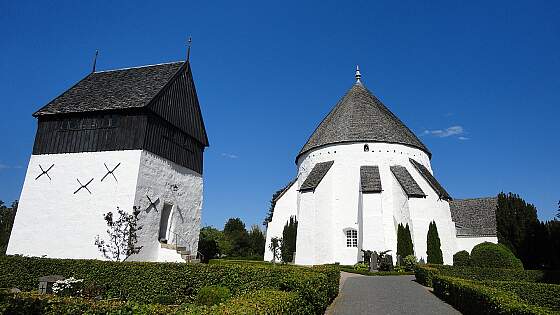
[346,229,358,247]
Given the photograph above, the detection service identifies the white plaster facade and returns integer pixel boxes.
[264,142,497,265]
[7,150,203,262]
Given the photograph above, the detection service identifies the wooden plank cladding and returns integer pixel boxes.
[32,112,204,174]
[32,113,146,155]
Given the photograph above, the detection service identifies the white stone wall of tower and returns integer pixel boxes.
[131,150,203,263]
[264,183,298,262]
[7,150,203,262]
[7,150,143,259]
[294,142,468,265]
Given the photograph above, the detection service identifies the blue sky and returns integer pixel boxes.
[1,1,559,228]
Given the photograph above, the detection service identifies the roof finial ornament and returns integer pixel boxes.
[92,50,99,73]
[355,65,362,84]
[186,36,192,62]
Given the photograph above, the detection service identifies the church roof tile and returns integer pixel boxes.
[360,166,382,193]
[449,197,497,237]
[300,161,334,191]
[298,82,430,161]
[390,165,426,198]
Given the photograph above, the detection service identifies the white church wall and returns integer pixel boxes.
[295,142,435,265]
[132,150,203,262]
[456,236,498,255]
[7,150,143,259]
[264,182,298,262]
[360,192,385,257]
[295,190,316,265]
[312,169,336,264]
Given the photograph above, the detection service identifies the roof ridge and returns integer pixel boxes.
[94,61,184,73]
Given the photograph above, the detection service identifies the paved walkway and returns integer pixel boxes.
[326,272,460,315]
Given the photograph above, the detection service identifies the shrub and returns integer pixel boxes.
[0,255,340,313]
[426,221,443,264]
[432,275,556,314]
[482,281,560,311]
[470,242,524,270]
[353,262,369,272]
[403,255,417,272]
[415,264,560,287]
[453,250,470,267]
[196,286,231,306]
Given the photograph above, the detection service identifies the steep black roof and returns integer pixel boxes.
[33,61,208,146]
[390,165,426,198]
[300,161,334,192]
[298,82,430,161]
[449,197,497,237]
[409,158,452,201]
[360,166,382,193]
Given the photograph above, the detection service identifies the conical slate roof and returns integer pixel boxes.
[298,81,430,159]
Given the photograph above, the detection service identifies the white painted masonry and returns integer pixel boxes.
[264,183,298,262]
[7,150,203,262]
[265,142,497,265]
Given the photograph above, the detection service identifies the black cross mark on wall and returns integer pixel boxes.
[74,178,94,194]
[101,162,121,182]
[35,164,54,180]
[146,195,160,213]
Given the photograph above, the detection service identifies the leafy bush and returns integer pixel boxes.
[481,281,560,311]
[470,242,524,270]
[403,255,417,272]
[353,262,369,272]
[0,255,339,313]
[432,275,556,314]
[0,289,310,314]
[341,267,413,276]
[415,264,560,287]
[0,290,176,315]
[196,286,231,306]
[453,250,470,267]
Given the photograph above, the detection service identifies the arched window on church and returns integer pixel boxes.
[364,144,369,152]
[346,229,358,247]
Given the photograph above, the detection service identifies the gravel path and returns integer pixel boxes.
[326,272,460,315]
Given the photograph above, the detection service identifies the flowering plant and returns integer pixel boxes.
[52,277,84,296]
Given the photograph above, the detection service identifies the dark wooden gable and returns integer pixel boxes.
[148,62,208,147]
[31,61,208,174]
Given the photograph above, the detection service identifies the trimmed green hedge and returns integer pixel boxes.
[0,289,310,314]
[415,264,560,287]
[481,281,560,311]
[470,242,524,270]
[0,256,339,314]
[340,267,413,276]
[432,275,557,315]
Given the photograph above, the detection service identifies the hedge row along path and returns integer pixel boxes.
[326,272,460,315]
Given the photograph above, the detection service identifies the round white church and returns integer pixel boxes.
[265,67,498,265]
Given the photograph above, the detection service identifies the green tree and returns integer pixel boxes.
[397,223,414,258]
[248,225,265,258]
[0,200,18,255]
[223,218,250,257]
[198,226,224,262]
[426,221,443,264]
[496,192,540,268]
[280,216,298,263]
[404,224,414,257]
